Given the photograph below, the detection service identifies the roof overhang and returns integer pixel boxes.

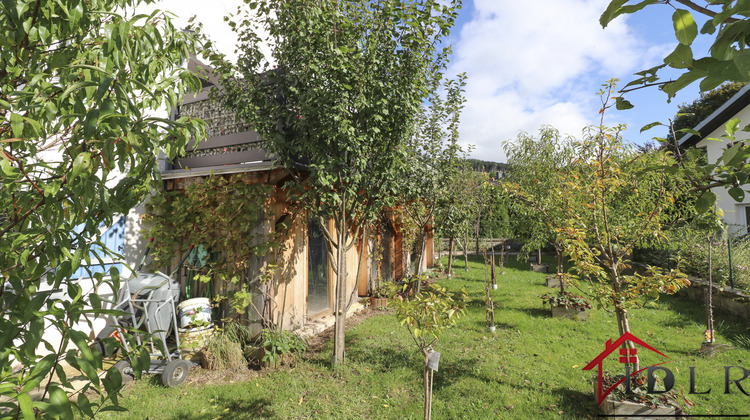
[679,83,750,149]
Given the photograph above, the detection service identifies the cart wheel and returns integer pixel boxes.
[161,359,190,387]
[113,359,135,385]
[94,326,121,358]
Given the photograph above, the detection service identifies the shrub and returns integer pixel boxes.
[261,329,307,367]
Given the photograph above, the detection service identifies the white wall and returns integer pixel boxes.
[696,105,750,236]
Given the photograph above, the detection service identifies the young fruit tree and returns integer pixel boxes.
[216,0,461,366]
[395,73,468,280]
[434,166,482,278]
[386,276,469,420]
[558,82,690,372]
[0,1,205,416]
[503,126,576,285]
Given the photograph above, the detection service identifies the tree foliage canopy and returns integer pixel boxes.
[214,0,462,365]
[0,0,205,416]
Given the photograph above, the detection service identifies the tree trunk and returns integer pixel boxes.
[332,219,348,366]
[463,234,469,271]
[557,248,565,294]
[423,355,430,420]
[475,214,481,255]
[706,234,715,343]
[447,236,454,279]
[537,247,542,265]
[500,240,505,275]
[415,231,426,276]
[612,270,638,373]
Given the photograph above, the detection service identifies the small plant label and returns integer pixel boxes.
[427,350,441,371]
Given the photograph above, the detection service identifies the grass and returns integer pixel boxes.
[97,255,750,419]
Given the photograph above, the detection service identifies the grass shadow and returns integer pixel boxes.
[166,397,274,419]
[517,307,550,318]
[549,387,597,419]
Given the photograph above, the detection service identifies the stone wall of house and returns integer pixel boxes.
[181,99,251,138]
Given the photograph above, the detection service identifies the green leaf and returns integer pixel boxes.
[726,118,741,137]
[663,43,693,69]
[640,121,663,133]
[600,0,629,28]
[615,97,634,110]
[728,187,745,202]
[694,191,716,213]
[17,393,34,420]
[10,113,23,138]
[662,70,702,98]
[673,9,697,45]
[47,386,74,420]
[71,152,92,180]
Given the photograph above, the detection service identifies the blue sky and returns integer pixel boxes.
[147,0,713,163]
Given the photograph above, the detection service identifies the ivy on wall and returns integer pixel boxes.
[144,174,290,325]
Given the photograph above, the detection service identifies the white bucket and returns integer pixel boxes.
[178,297,212,329]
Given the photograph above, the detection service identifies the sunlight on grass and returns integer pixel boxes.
[100,255,750,419]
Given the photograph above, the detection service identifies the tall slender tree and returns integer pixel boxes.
[215,0,461,365]
[396,73,468,278]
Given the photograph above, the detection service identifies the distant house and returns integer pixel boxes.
[679,84,750,235]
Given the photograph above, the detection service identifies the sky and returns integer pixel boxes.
[143,0,713,163]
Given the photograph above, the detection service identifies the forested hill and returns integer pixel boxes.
[465,158,507,174]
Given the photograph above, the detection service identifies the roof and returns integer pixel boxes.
[679,83,750,149]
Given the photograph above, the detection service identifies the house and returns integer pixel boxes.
[679,84,750,235]
[152,57,429,336]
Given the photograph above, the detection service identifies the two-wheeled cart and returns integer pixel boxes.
[95,245,196,387]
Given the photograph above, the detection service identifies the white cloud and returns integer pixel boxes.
[450,0,671,162]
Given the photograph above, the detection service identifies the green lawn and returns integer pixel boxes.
[99,255,750,419]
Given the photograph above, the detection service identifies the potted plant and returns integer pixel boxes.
[595,374,689,418]
[540,291,592,320]
[178,309,215,363]
[370,286,389,309]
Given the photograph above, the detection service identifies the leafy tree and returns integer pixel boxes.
[503,126,576,280]
[558,83,690,371]
[434,166,482,277]
[602,1,750,100]
[602,1,750,211]
[215,0,461,365]
[386,276,469,420]
[0,1,205,416]
[396,73,468,279]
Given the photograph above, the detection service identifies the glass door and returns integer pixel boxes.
[307,217,330,317]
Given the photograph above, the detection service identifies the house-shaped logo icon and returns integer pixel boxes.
[582,332,670,406]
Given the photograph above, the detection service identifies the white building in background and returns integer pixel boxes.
[679,84,750,236]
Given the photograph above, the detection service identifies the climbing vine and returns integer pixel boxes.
[145,174,290,326]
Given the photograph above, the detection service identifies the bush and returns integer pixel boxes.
[261,329,307,367]
[638,228,750,291]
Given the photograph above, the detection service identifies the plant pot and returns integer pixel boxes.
[177,297,212,329]
[370,297,389,308]
[550,305,588,321]
[486,325,496,333]
[545,274,564,288]
[492,284,498,290]
[178,325,215,364]
[594,381,684,419]
[531,263,548,273]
